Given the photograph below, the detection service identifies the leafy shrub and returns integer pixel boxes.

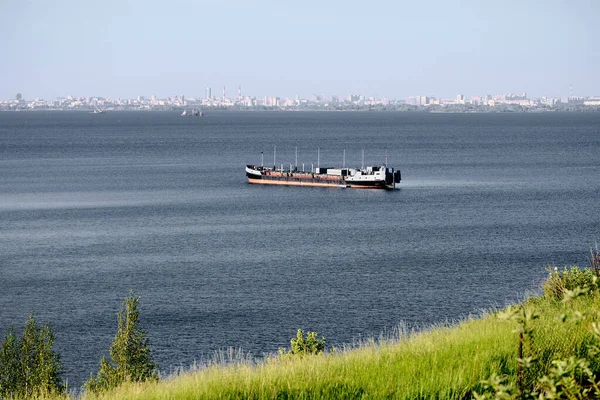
[476,268,600,399]
[544,247,600,301]
[85,291,158,394]
[0,314,64,399]
[543,266,598,301]
[280,329,326,357]
[590,245,600,276]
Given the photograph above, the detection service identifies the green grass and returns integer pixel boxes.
[75,291,600,400]
[13,261,591,399]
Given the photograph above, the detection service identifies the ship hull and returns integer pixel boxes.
[344,181,390,189]
[248,177,346,188]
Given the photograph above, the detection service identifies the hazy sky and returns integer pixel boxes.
[1,0,598,100]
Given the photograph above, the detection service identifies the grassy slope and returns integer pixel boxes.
[75,294,599,399]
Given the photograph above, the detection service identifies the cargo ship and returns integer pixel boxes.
[245,164,401,190]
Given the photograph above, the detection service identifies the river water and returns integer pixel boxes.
[1,111,599,387]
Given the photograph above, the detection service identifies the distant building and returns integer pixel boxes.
[406,96,417,106]
[282,98,296,107]
[506,92,527,100]
[584,98,600,106]
[541,97,557,106]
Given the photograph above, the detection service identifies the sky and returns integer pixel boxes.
[1,0,598,100]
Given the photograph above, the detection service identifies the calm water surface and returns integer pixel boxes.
[1,111,599,387]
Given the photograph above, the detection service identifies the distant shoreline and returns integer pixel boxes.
[1,107,599,113]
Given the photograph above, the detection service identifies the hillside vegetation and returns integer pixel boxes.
[82,252,600,399]
[3,250,600,399]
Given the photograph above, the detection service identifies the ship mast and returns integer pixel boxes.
[362,149,365,169]
[317,147,320,169]
[273,145,276,169]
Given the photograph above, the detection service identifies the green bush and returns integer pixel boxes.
[85,291,158,394]
[543,266,598,301]
[280,329,326,357]
[544,247,600,301]
[477,267,600,399]
[0,314,64,399]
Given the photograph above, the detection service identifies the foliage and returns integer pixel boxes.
[72,294,600,400]
[590,244,600,276]
[26,248,600,400]
[476,261,600,398]
[543,265,598,301]
[85,291,158,394]
[279,329,326,357]
[544,246,600,301]
[0,314,64,399]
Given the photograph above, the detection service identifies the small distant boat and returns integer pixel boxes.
[90,104,105,114]
[181,109,203,117]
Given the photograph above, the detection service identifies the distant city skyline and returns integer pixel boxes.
[2,84,597,103]
[5,87,600,112]
[1,0,598,100]
[2,85,597,103]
